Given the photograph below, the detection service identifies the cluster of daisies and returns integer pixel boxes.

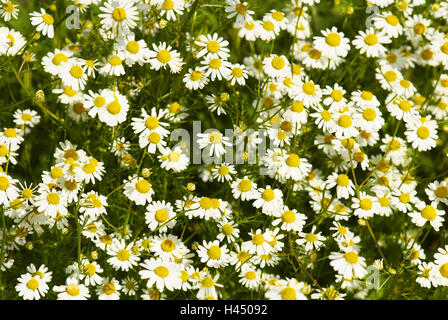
[1,0,448,301]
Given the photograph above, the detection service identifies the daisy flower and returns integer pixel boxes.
[290,77,321,108]
[148,42,183,73]
[352,28,391,58]
[227,63,248,85]
[313,27,350,58]
[373,11,403,38]
[99,52,126,77]
[239,265,262,290]
[183,67,209,90]
[96,277,122,300]
[0,1,19,21]
[329,250,368,279]
[53,277,90,300]
[157,0,184,21]
[98,0,138,35]
[30,8,55,38]
[252,185,283,215]
[159,146,190,172]
[211,163,236,182]
[59,59,88,91]
[196,240,230,268]
[123,175,155,205]
[277,152,312,181]
[272,206,307,232]
[197,130,232,158]
[139,258,182,292]
[145,200,176,232]
[352,192,379,219]
[225,0,254,25]
[242,229,274,256]
[195,33,230,60]
[231,176,260,201]
[257,16,280,41]
[404,117,438,152]
[408,201,445,231]
[114,33,151,67]
[425,180,448,205]
[326,172,355,200]
[265,278,308,300]
[121,277,138,296]
[15,273,49,300]
[0,127,23,146]
[216,219,240,243]
[297,226,325,251]
[201,55,232,81]
[263,55,291,79]
[107,239,140,271]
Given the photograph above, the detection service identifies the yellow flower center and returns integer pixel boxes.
[222,224,234,235]
[281,287,296,300]
[93,96,106,108]
[363,108,376,121]
[126,41,140,54]
[282,210,296,223]
[4,128,17,138]
[271,56,285,70]
[302,82,315,95]
[42,13,54,25]
[232,67,243,78]
[162,0,174,10]
[209,131,223,144]
[435,186,448,198]
[421,205,437,221]
[117,249,130,261]
[364,33,378,45]
[440,263,448,278]
[209,58,222,69]
[46,192,60,205]
[344,251,359,264]
[84,263,96,276]
[385,14,399,26]
[52,53,68,66]
[207,41,220,53]
[190,70,202,81]
[252,234,265,245]
[384,70,397,82]
[360,198,372,210]
[108,100,121,115]
[238,179,252,192]
[286,153,300,167]
[305,233,317,242]
[262,189,275,202]
[161,239,175,252]
[155,209,169,222]
[112,8,126,22]
[202,277,214,288]
[399,193,410,204]
[262,21,275,31]
[416,126,430,139]
[154,266,169,278]
[413,22,426,35]
[326,32,341,47]
[157,50,171,63]
[26,278,39,290]
[70,65,83,79]
[338,114,352,128]
[108,56,124,68]
[103,282,116,295]
[207,245,221,259]
[135,179,151,193]
[65,283,80,296]
[336,174,349,187]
